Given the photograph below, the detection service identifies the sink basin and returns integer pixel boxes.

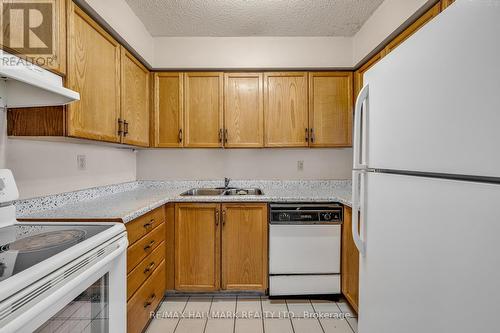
[223,188,263,196]
[180,188,263,196]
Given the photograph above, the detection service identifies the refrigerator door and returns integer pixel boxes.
[362,0,500,178]
[358,172,500,333]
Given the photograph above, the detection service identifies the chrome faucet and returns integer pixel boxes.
[224,177,231,189]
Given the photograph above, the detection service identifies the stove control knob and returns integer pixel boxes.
[322,213,332,221]
[278,213,290,221]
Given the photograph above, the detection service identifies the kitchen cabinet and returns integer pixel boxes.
[0,0,67,75]
[354,52,382,100]
[264,72,309,147]
[221,203,268,291]
[308,72,353,147]
[174,203,268,292]
[441,0,455,10]
[66,1,122,143]
[224,73,264,147]
[120,47,150,147]
[341,206,359,313]
[125,206,166,333]
[153,72,184,147]
[184,72,224,147]
[175,203,221,291]
[381,3,441,57]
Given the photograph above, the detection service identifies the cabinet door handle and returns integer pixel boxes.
[218,129,223,143]
[143,219,154,229]
[222,210,226,227]
[215,209,220,226]
[118,118,124,136]
[310,128,315,143]
[305,128,309,142]
[178,128,183,143]
[224,129,228,144]
[144,261,156,274]
[123,120,129,137]
[144,293,156,308]
[144,240,155,251]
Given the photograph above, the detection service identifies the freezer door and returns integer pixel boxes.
[359,172,500,333]
[363,0,500,178]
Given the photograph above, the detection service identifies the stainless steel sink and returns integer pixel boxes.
[180,187,263,196]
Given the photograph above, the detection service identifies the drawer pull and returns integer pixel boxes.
[143,293,156,308]
[143,219,154,229]
[144,262,156,274]
[144,240,155,251]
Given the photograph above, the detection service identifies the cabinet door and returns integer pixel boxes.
[221,203,268,291]
[224,73,264,147]
[66,2,121,143]
[175,203,220,291]
[153,72,183,147]
[184,72,223,147]
[120,47,150,147]
[441,0,455,10]
[264,72,309,147]
[309,72,353,147]
[341,207,359,313]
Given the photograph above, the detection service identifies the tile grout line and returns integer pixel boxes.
[259,296,265,333]
[337,301,356,333]
[311,300,327,333]
[234,296,239,333]
[286,299,297,333]
[202,297,214,333]
[173,296,190,333]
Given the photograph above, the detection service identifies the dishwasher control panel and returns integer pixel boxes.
[269,203,343,224]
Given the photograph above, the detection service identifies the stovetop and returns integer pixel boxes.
[0,224,112,282]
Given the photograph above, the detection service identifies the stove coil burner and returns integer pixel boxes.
[6,230,87,253]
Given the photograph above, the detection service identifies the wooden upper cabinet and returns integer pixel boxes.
[441,0,455,10]
[66,2,121,143]
[0,0,66,75]
[120,47,150,147]
[381,3,441,57]
[175,203,220,291]
[264,72,309,147]
[184,72,223,147]
[221,203,268,291]
[354,52,382,99]
[341,206,359,314]
[224,73,264,148]
[309,72,353,147]
[153,73,184,147]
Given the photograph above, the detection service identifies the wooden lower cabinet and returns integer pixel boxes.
[174,203,268,292]
[127,261,165,333]
[341,206,359,313]
[221,204,268,291]
[175,203,221,291]
[125,206,166,333]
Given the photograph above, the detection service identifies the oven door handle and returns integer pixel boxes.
[3,236,128,333]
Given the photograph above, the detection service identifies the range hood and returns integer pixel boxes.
[0,50,80,108]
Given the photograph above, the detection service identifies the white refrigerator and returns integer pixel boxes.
[352,1,500,332]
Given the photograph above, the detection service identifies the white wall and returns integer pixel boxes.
[352,0,432,65]
[5,139,136,199]
[137,149,352,181]
[153,37,353,69]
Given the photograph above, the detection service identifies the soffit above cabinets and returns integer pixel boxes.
[124,0,384,37]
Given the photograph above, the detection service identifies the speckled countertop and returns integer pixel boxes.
[15,180,352,223]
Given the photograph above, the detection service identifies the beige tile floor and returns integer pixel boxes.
[146,296,357,333]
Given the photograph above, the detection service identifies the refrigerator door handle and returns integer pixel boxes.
[352,170,366,256]
[353,84,369,170]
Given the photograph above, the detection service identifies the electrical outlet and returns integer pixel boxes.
[297,160,304,171]
[77,155,87,171]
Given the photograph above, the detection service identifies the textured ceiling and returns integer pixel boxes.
[124,0,385,37]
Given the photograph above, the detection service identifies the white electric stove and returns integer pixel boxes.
[0,169,128,333]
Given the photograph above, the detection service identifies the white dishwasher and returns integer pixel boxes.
[269,203,343,296]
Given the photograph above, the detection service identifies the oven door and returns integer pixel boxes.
[269,224,341,274]
[0,234,127,333]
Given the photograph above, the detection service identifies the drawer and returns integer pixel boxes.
[126,207,165,246]
[127,241,165,300]
[127,223,165,273]
[127,261,165,333]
